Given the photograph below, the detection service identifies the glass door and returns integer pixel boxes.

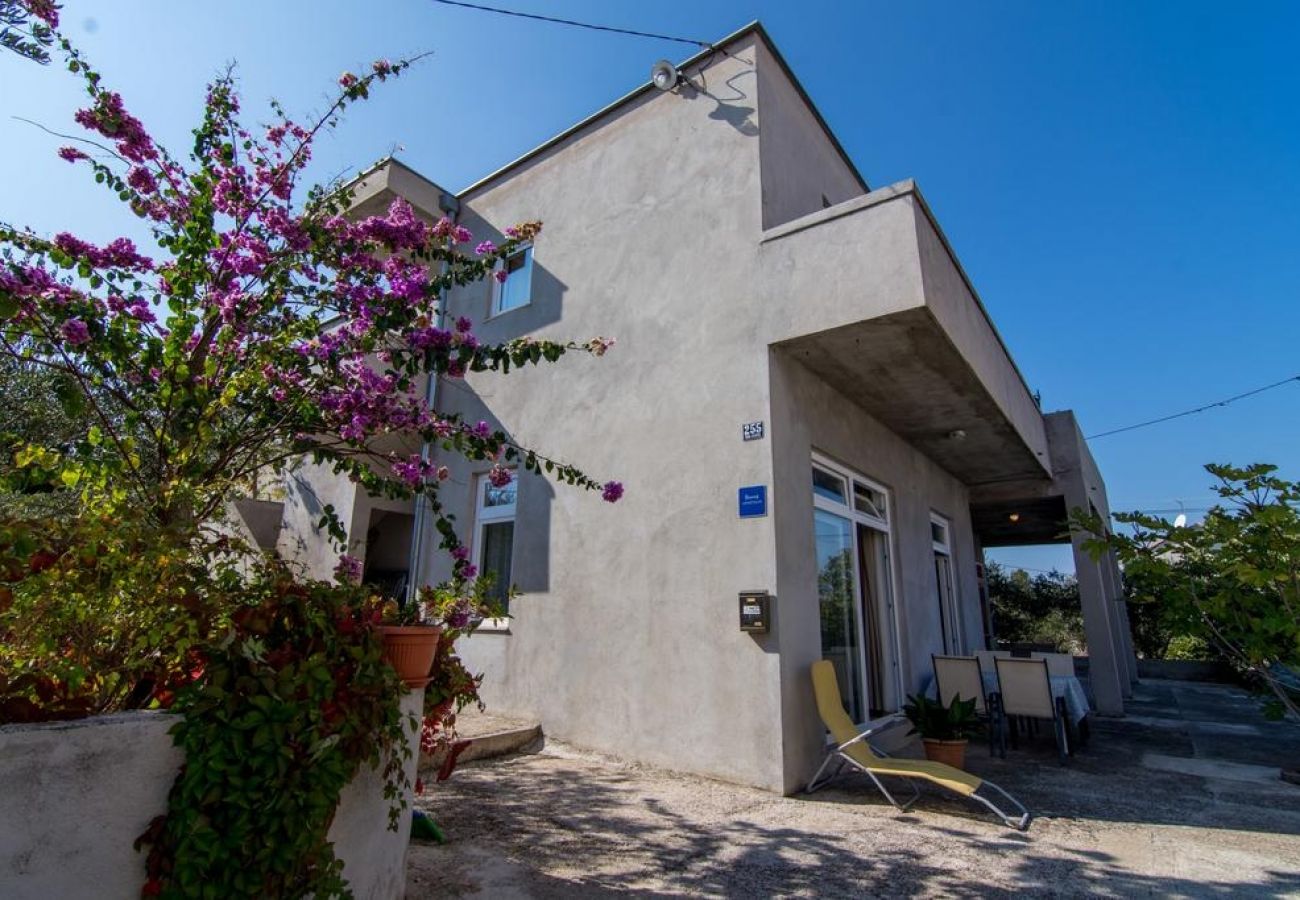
[811,457,902,722]
[815,508,866,723]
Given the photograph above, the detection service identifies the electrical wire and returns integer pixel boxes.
[428,0,712,49]
[1086,374,1300,440]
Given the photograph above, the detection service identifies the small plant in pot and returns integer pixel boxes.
[363,576,444,690]
[903,693,979,770]
[370,572,504,690]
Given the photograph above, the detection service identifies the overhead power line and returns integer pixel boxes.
[428,0,712,49]
[1087,374,1300,440]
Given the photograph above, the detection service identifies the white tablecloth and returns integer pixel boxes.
[981,671,1090,727]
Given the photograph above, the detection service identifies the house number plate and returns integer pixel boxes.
[742,421,764,441]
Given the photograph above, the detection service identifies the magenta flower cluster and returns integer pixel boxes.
[53,233,154,271]
[73,90,156,163]
[20,0,58,26]
[4,52,624,591]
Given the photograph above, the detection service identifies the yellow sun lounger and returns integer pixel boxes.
[807,660,1030,830]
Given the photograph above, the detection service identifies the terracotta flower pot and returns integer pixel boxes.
[922,738,968,770]
[378,625,443,688]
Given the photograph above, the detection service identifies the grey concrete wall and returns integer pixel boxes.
[422,36,790,791]
[758,183,926,341]
[769,351,983,792]
[1046,411,1130,715]
[912,201,1051,473]
[278,459,414,581]
[755,182,1049,478]
[753,41,865,229]
[285,26,1104,794]
[397,29,1061,792]
[0,691,423,900]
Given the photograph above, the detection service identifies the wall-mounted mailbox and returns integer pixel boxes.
[739,590,771,633]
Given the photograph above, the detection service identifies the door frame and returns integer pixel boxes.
[810,452,905,718]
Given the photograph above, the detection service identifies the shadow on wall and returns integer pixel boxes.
[452,220,569,339]
[679,63,759,137]
[416,750,1300,897]
[423,383,555,596]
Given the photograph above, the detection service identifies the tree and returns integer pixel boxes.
[1,41,620,561]
[1083,463,1300,721]
[985,561,1086,652]
[0,1,58,63]
[1,33,621,715]
[0,24,625,897]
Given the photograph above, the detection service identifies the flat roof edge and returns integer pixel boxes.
[457,20,867,199]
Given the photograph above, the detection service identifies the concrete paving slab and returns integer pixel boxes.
[410,681,1300,896]
[1141,753,1285,786]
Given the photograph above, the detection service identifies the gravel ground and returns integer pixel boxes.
[409,682,1300,897]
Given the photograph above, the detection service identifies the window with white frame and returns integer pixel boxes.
[473,472,516,615]
[811,456,903,720]
[931,512,962,655]
[491,245,533,316]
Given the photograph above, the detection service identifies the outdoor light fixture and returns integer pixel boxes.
[1008,513,1021,523]
[650,59,681,92]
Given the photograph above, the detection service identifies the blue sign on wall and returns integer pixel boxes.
[738,485,767,518]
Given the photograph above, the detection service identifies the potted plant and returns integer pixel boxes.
[903,693,979,769]
[375,596,444,688]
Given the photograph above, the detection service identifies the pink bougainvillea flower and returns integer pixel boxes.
[602,481,624,503]
[334,554,363,584]
[127,165,157,194]
[73,91,156,162]
[21,0,59,27]
[59,318,90,346]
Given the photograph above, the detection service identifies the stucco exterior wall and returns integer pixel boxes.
[277,459,414,581]
[0,692,423,899]
[283,24,1122,794]
[758,184,927,343]
[912,202,1050,473]
[421,37,790,791]
[753,41,865,229]
[769,351,981,792]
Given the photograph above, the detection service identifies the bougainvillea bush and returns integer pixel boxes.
[0,33,619,704]
[0,12,619,896]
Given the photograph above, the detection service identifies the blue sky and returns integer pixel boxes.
[2,1,1297,574]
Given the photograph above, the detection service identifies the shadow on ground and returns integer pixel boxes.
[410,680,1300,897]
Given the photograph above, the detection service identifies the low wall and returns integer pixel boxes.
[0,689,422,899]
[1136,658,1236,683]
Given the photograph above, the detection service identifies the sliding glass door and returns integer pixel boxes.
[811,456,901,722]
[815,508,865,722]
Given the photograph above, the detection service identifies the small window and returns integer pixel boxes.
[812,466,847,504]
[474,472,517,613]
[853,482,888,523]
[492,245,533,316]
[930,516,949,551]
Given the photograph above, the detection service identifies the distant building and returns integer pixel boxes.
[271,22,1138,793]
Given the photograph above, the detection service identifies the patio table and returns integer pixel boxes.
[982,671,1090,727]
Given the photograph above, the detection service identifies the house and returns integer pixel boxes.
[275,22,1139,794]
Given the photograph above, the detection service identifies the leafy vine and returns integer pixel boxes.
[135,572,414,899]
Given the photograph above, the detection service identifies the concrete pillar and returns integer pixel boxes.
[1066,484,1126,716]
[1098,548,1135,696]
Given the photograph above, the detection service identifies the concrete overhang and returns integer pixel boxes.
[761,181,1052,486]
[972,495,1070,547]
[345,157,457,221]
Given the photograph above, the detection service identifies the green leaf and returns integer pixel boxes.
[53,376,87,419]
